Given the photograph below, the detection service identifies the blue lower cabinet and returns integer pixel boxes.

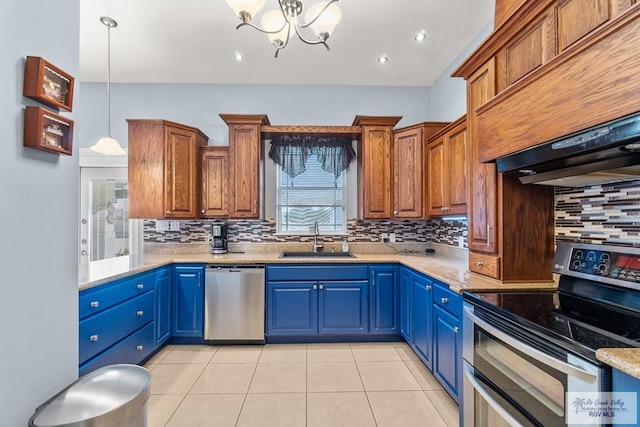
[80,322,155,376]
[399,267,412,341]
[319,281,369,334]
[433,305,461,403]
[267,282,318,335]
[370,265,399,335]
[612,369,640,426]
[154,267,171,346]
[412,273,434,369]
[172,265,205,338]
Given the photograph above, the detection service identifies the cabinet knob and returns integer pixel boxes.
[90,301,99,308]
[201,209,205,214]
[136,310,144,317]
[89,335,99,342]
[426,284,432,291]
[441,297,449,304]
[394,210,398,215]
[319,284,324,290]
[475,261,484,267]
[313,285,317,290]
[453,326,459,334]
[136,345,144,351]
[137,284,144,290]
[166,210,171,216]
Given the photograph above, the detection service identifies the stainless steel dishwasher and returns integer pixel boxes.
[204,265,265,343]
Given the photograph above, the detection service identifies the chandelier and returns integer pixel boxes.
[225,0,342,57]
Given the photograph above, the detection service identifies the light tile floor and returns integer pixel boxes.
[144,342,459,427]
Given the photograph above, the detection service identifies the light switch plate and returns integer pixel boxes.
[155,220,170,231]
[389,232,396,243]
[169,220,181,231]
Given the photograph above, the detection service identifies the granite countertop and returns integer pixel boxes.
[79,243,558,294]
[596,348,640,380]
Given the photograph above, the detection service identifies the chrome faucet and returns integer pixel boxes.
[312,221,324,252]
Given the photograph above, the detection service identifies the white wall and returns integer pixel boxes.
[0,0,80,424]
[429,22,494,122]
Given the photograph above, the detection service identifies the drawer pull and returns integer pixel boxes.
[137,284,144,290]
[475,261,484,267]
[454,326,459,334]
[89,335,99,342]
[426,284,432,291]
[90,301,99,308]
[441,297,449,304]
[136,345,144,351]
[136,310,144,317]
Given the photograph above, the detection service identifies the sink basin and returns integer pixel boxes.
[279,251,356,258]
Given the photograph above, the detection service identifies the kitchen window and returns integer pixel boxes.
[276,154,347,234]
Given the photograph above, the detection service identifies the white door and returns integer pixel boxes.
[80,167,130,262]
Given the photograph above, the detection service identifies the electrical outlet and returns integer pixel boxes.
[389,232,396,243]
[381,233,389,242]
[458,236,465,247]
[169,220,181,231]
[155,220,169,231]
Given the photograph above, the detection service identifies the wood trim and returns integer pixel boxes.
[219,114,271,125]
[426,116,466,142]
[261,125,361,139]
[126,119,209,140]
[352,116,402,127]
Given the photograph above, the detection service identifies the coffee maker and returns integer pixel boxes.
[210,221,228,254]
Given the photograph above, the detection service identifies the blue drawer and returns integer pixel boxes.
[267,264,368,281]
[79,270,155,320]
[79,291,154,363]
[79,322,155,376]
[433,283,462,318]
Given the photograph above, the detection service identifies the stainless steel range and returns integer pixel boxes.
[462,242,640,426]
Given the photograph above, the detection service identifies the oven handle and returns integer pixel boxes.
[463,305,597,383]
[463,362,525,427]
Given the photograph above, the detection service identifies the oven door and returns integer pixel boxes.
[462,302,606,427]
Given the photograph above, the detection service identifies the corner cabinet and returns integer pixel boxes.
[172,264,205,338]
[393,122,448,219]
[369,265,399,334]
[128,120,207,219]
[201,146,228,217]
[354,116,401,219]
[427,116,468,217]
[220,114,269,219]
[154,267,172,346]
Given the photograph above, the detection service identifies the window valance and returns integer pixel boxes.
[268,136,356,179]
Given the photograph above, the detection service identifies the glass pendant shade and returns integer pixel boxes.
[305,2,341,38]
[91,137,126,155]
[261,9,288,46]
[226,0,265,19]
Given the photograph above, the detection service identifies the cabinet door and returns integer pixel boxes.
[201,146,228,217]
[446,122,468,215]
[266,282,318,336]
[399,268,412,341]
[172,265,204,337]
[318,281,369,335]
[228,124,261,218]
[467,59,498,254]
[360,125,393,219]
[427,135,446,216]
[394,127,423,218]
[154,267,171,346]
[370,265,399,335]
[165,125,199,218]
[412,274,433,369]
[433,305,461,403]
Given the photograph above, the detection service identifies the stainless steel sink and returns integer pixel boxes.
[279,251,356,258]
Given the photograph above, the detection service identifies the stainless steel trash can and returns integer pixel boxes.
[29,364,151,427]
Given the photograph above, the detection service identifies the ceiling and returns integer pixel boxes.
[79,0,494,87]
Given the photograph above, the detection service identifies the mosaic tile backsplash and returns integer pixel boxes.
[555,179,640,247]
[144,218,469,247]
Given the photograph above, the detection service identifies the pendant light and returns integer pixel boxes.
[91,16,126,155]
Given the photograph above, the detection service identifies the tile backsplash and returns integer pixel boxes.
[143,218,468,247]
[555,179,640,247]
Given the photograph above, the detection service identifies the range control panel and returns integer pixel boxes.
[568,248,640,283]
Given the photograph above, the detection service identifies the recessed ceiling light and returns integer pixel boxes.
[377,55,388,64]
[234,52,244,61]
[414,31,427,42]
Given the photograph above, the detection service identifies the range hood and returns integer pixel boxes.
[496,113,640,187]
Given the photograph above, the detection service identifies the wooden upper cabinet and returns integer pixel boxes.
[220,114,269,219]
[394,125,423,218]
[128,120,207,219]
[466,59,498,255]
[201,146,228,217]
[556,0,610,52]
[427,117,467,217]
[354,116,402,219]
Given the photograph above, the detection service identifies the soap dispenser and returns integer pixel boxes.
[342,239,349,252]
